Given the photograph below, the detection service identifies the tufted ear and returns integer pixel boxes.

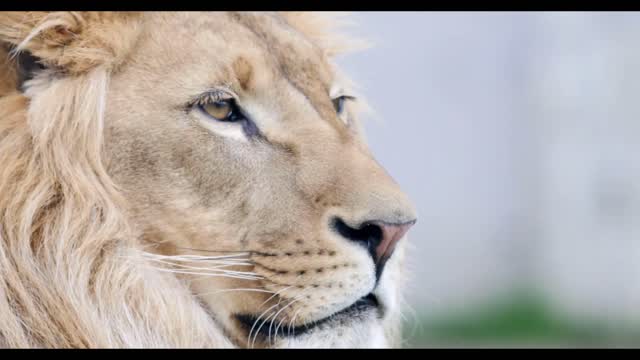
[279,12,370,58]
[0,11,142,75]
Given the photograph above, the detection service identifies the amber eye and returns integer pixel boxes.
[197,97,246,123]
[200,100,237,121]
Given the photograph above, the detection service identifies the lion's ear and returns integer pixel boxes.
[0,11,141,75]
[279,12,369,57]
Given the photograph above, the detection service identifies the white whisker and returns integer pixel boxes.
[145,258,256,276]
[140,251,252,260]
[271,294,305,345]
[282,287,316,340]
[258,292,292,348]
[197,288,276,296]
[247,286,293,347]
[269,298,296,345]
[249,297,287,348]
[143,255,252,265]
[287,307,304,338]
[259,285,293,308]
[152,268,262,281]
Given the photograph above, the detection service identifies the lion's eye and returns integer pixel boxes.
[202,100,232,120]
[198,98,244,122]
[332,95,355,115]
[332,96,346,114]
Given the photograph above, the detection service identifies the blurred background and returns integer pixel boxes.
[336,12,640,347]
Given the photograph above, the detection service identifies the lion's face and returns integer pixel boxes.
[104,12,416,348]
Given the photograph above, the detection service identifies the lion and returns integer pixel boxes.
[0,12,417,348]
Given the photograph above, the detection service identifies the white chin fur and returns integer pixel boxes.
[274,314,388,348]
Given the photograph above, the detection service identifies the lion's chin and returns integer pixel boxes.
[233,293,386,348]
[275,310,388,348]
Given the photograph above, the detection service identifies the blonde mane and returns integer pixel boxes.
[0,12,235,348]
[0,12,399,348]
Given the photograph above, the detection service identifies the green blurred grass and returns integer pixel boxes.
[403,289,640,347]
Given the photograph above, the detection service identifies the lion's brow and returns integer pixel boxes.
[227,12,348,137]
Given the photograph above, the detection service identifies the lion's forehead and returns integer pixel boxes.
[134,12,339,126]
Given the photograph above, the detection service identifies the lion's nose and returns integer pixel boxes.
[332,217,416,281]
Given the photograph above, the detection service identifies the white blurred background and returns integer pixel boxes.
[336,12,640,346]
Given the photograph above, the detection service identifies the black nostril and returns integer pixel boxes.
[332,217,383,251]
[332,216,415,283]
[332,217,388,282]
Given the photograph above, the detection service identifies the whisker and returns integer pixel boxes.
[271,294,306,345]
[258,293,291,348]
[253,310,278,348]
[144,258,256,276]
[249,296,288,348]
[269,298,297,345]
[151,258,253,265]
[399,296,422,345]
[119,252,255,275]
[283,287,317,340]
[152,268,262,281]
[247,286,293,347]
[136,251,260,281]
[140,252,252,261]
[287,307,304,338]
[144,243,274,256]
[182,273,258,284]
[196,288,276,296]
[154,267,261,277]
[259,286,293,308]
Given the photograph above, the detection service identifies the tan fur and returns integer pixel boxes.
[0,12,415,348]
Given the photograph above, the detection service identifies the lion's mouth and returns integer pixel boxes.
[235,293,381,340]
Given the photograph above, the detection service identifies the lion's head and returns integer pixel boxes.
[0,12,416,348]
